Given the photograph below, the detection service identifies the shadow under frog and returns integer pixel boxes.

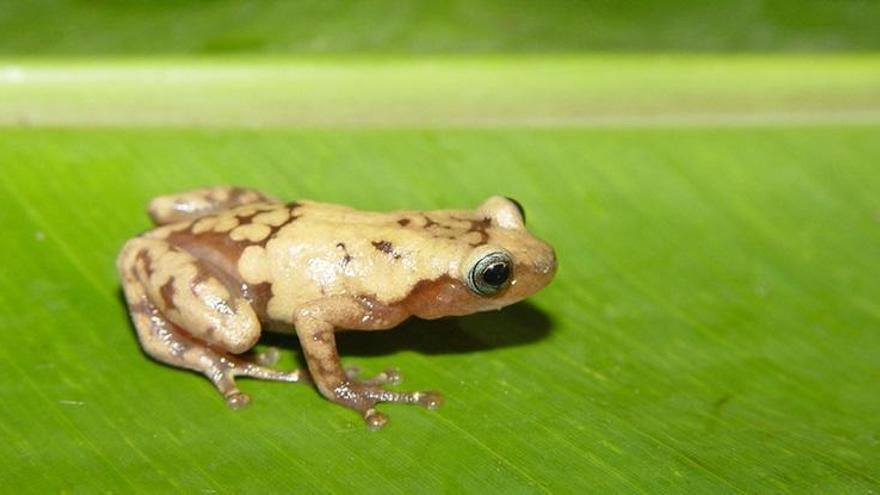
[332,301,553,357]
[116,186,556,429]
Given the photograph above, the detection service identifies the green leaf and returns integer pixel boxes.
[1,58,879,493]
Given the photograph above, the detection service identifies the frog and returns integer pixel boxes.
[117,186,557,429]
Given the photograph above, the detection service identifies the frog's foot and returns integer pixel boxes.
[233,358,309,384]
[126,303,306,409]
[119,238,307,409]
[235,347,310,384]
[334,381,444,430]
[296,318,443,429]
[209,366,252,409]
[211,355,309,408]
[344,365,402,386]
[339,368,440,429]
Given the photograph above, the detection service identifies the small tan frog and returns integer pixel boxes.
[118,187,556,428]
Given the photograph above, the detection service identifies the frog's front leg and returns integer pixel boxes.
[295,311,443,429]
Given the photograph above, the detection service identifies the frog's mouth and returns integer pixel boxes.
[401,275,473,319]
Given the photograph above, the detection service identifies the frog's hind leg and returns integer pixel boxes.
[120,281,306,408]
[118,238,305,408]
[147,186,278,226]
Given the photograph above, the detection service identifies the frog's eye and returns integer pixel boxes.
[467,251,513,296]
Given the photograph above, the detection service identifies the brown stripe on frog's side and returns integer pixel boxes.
[127,298,153,317]
[242,281,273,320]
[352,295,410,330]
[166,228,271,316]
[159,278,177,311]
[127,289,193,359]
[168,227,251,274]
[396,275,473,316]
[135,250,156,278]
[187,262,264,324]
[177,203,300,324]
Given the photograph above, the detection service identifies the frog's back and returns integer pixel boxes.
[139,191,491,293]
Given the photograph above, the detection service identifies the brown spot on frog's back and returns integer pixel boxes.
[462,217,492,246]
[397,218,411,227]
[336,243,353,265]
[372,240,401,259]
[423,215,439,228]
[372,240,393,254]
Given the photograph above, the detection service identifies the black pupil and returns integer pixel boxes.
[481,262,510,287]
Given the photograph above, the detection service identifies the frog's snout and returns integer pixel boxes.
[537,247,557,277]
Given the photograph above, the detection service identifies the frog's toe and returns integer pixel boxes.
[368,368,402,386]
[363,408,389,430]
[234,359,309,384]
[254,347,281,367]
[414,391,444,410]
[225,391,251,409]
[381,368,403,385]
[345,365,402,386]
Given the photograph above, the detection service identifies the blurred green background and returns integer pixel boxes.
[1,1,879,494]
[2,0,880,54]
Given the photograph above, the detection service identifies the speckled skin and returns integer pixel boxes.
[118,186,556,428]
